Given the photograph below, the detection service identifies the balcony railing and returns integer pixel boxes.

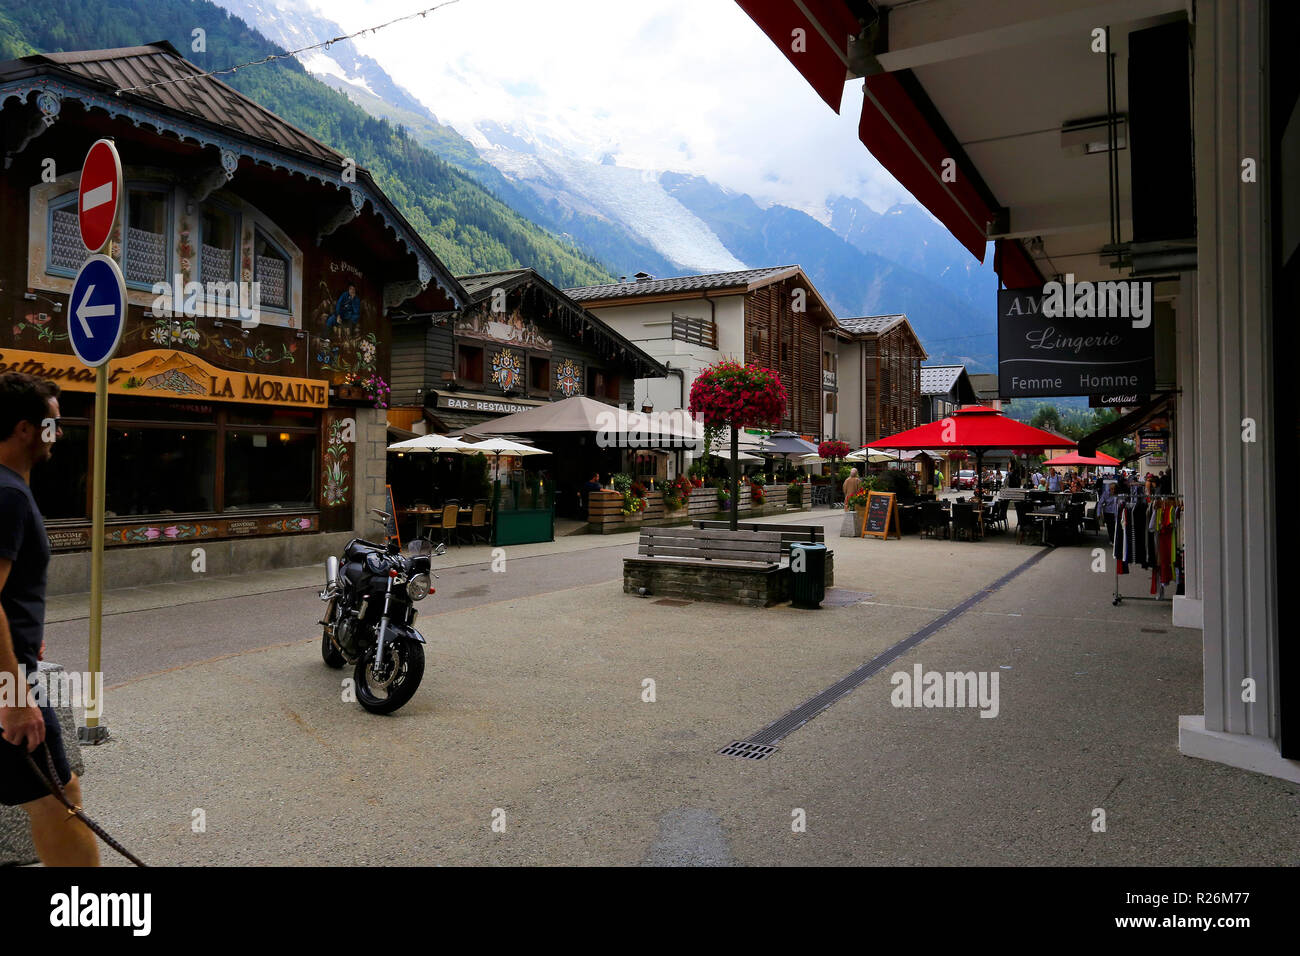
[671,313,717,350]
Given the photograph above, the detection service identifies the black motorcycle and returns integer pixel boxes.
[319,511,445,714]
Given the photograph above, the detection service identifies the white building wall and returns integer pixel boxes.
[588,293,747,415]
[836,339,863,448]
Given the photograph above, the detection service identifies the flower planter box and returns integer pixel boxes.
[333,384,374,406]
[840,507,865,537]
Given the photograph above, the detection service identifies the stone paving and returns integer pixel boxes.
[31,509,1300,865]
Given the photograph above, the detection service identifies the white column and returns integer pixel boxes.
[1179,0,1292,780]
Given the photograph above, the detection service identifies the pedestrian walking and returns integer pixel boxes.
[841,468,862,510]
[0,373,99,866]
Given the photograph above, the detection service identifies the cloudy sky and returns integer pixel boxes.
[305,0,912,217]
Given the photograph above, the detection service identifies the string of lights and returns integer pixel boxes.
[113,0,462,96]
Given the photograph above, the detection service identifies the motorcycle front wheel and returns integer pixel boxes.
[354,639,425,714]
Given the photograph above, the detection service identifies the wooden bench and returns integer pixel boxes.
[692,520,825,557]
[693,520,834,589]
[624,526,832,607]
[639,526,784,565]
[624,527,786,606]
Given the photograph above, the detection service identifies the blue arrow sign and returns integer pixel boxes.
[67,255,127,367]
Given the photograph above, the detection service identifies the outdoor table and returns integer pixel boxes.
[399,507,437,540]
[1028,511,1060,546]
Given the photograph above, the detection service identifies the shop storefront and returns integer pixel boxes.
[0,42,467,591]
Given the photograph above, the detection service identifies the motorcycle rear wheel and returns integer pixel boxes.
[321,627,346,668]
[321,599,346,668]
[354,639,424,714]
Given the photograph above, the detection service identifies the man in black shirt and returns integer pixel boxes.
[0,372,99,865]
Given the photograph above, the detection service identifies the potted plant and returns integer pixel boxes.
[787,476,805,506]
[840,486,872,536]
[663,475,693,512]
[715,480,732,512]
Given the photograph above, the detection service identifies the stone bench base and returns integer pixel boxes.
[623,552,834,607]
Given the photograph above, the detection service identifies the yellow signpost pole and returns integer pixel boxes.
[81,365,109,742]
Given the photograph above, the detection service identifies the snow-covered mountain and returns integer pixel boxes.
[208,0,1000,368]
[472,121,745,274]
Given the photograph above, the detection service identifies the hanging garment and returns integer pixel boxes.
[1114,499,1131,573]
[1133,497,1150,568]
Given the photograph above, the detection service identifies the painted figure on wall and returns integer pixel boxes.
[325,283,361,332]
[310,278,379,380]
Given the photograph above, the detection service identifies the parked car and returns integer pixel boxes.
[953,469,977,490]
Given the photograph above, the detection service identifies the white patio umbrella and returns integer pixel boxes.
[846,447,895,463]
[387,434,477,453]
[461,437,552,480]
[707,448,763,463]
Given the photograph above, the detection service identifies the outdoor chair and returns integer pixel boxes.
[470,503,489,543]
[919,501,948,539]
[433,504,460,547]
[952,503,981,542]
[1012,500,1032,544]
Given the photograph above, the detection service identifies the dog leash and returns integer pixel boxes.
[24,744,147,867]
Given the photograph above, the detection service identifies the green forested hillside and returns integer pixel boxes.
[0,0,616,287]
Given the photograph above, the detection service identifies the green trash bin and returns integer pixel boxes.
[790,542,826,608]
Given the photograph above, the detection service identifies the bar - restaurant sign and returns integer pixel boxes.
[997,280,1155,398]
[0,348,326,408]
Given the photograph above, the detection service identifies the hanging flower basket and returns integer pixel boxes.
[688,361,787,430]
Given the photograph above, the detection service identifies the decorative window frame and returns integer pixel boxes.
[250,225,294,319]
[28,172,303,328]
[195,197,241,289]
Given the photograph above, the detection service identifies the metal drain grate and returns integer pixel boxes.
[1140,627,1167,633]
[653,598,692,607]
[718,741,777,760]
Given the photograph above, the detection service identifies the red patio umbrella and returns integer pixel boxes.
[1042,451,1120,468]
[869,406,1075,494]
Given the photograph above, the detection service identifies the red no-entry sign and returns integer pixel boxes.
[78,139,123,253]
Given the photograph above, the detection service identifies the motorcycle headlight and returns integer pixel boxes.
[406,573,432,601]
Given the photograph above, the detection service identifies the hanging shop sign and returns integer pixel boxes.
[434,391,545,416]
[0,347,327,408]
[1136,429,1168,455]
[997,283,1156,398]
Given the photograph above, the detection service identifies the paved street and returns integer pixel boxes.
[45,514,1300,866]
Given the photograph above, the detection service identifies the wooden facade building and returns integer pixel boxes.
[0,42,466,591]
[568,266,838,443]
[833,314,928,448]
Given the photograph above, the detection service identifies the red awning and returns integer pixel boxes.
[867,405,1077,451]
[734,2,995,262]
[734,0,860,113]
[859,72,994,261]
[994,238,1046,289]
[1043,451,1120,468]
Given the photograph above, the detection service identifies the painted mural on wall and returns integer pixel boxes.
[490,348,524,392]
[308,269,381,382]
[322,417,352,508]
[555,358,583,397]
[455,307,553,351]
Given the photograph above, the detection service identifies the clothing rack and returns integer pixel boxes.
[1111,493,1184,606]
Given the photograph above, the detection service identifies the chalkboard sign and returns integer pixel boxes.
[862,490,901,540]
[385,483,401,547]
